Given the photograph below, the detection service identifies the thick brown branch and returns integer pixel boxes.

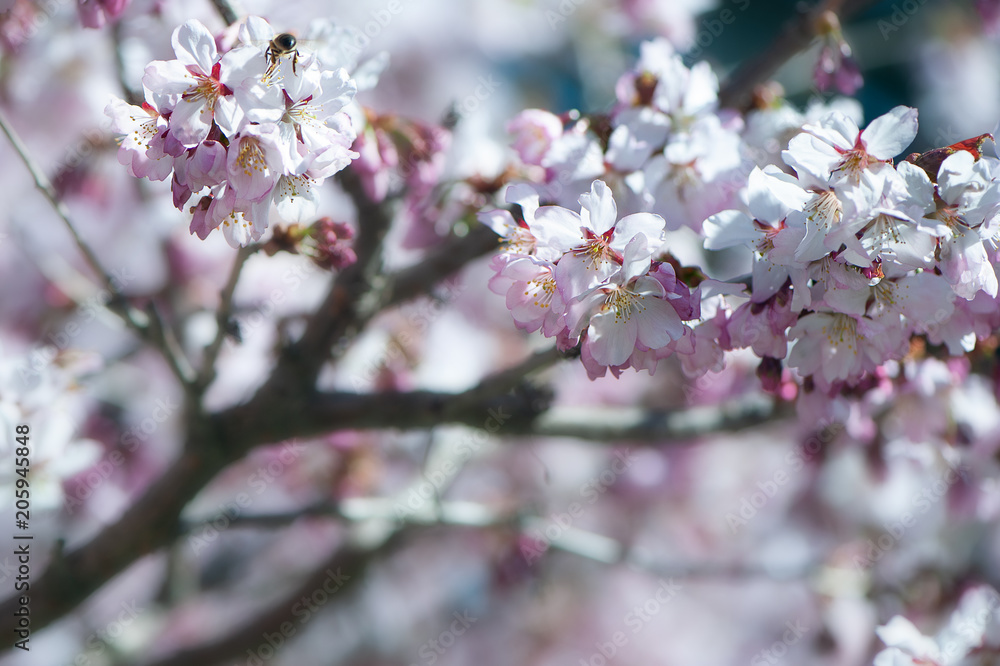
[0,361,545,638]
[266,167,395,394]
[0,366,786,641]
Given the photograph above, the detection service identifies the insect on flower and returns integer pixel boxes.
[237,17,321,80]
[266,32,301,75]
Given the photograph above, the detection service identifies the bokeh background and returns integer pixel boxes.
[2,0,1000,665]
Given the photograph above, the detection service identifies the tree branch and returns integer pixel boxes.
[0,446,224,638]
[0,108,146,331]
[0,370,788,640]
[138,528,413,666]
[373,224,499,314]
[196,245,255,390]
[529,396,787,442]
[265,167,395,394]
[718,0,883,110]
[0,108,202,389]
[208,0,239,26]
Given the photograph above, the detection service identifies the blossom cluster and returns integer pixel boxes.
[489,38,1000,395]
[706,108,1000,392]
[481,180,699,379]
[106,17,359,247]
[504,38,747,231]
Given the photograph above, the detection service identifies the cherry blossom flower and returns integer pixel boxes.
[783,105,918,189]
[813,11,863,95]
[142,20,262,147]
[542,180,666,298]
[104,98,173,181]
[488,254,566,337]
[911,150,1000,299]
[507,109,564,167]
[567,235,688,368]
[704,166,812,308]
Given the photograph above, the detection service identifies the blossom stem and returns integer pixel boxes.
[197,244,257,390]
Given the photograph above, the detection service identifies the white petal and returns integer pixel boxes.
[171,20,217,74]
[274,175,318,222]
[703,210,757,250]
[861,106,918,160]
[169,98,213,147]
[504,182,540,221]
[239,15,274,47]
[142,60,195,99]
[612,213,666,251]
[588,310,638,366]
[635,297,684,348]
[579,180,618,234]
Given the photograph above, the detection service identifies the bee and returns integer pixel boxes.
[265,33,301,76]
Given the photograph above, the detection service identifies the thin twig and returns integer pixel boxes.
[209,0,239,26]
[529,397,788,442]
[111,20,142,107]
[145,302,197,386]
[463,344,575,404]
[718,0,883,110]
[0,108,147,331]
[0,108,203,388]
[375,224,499,313]
[197,245,255,389]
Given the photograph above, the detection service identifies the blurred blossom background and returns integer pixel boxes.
[3,0,1000,665]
